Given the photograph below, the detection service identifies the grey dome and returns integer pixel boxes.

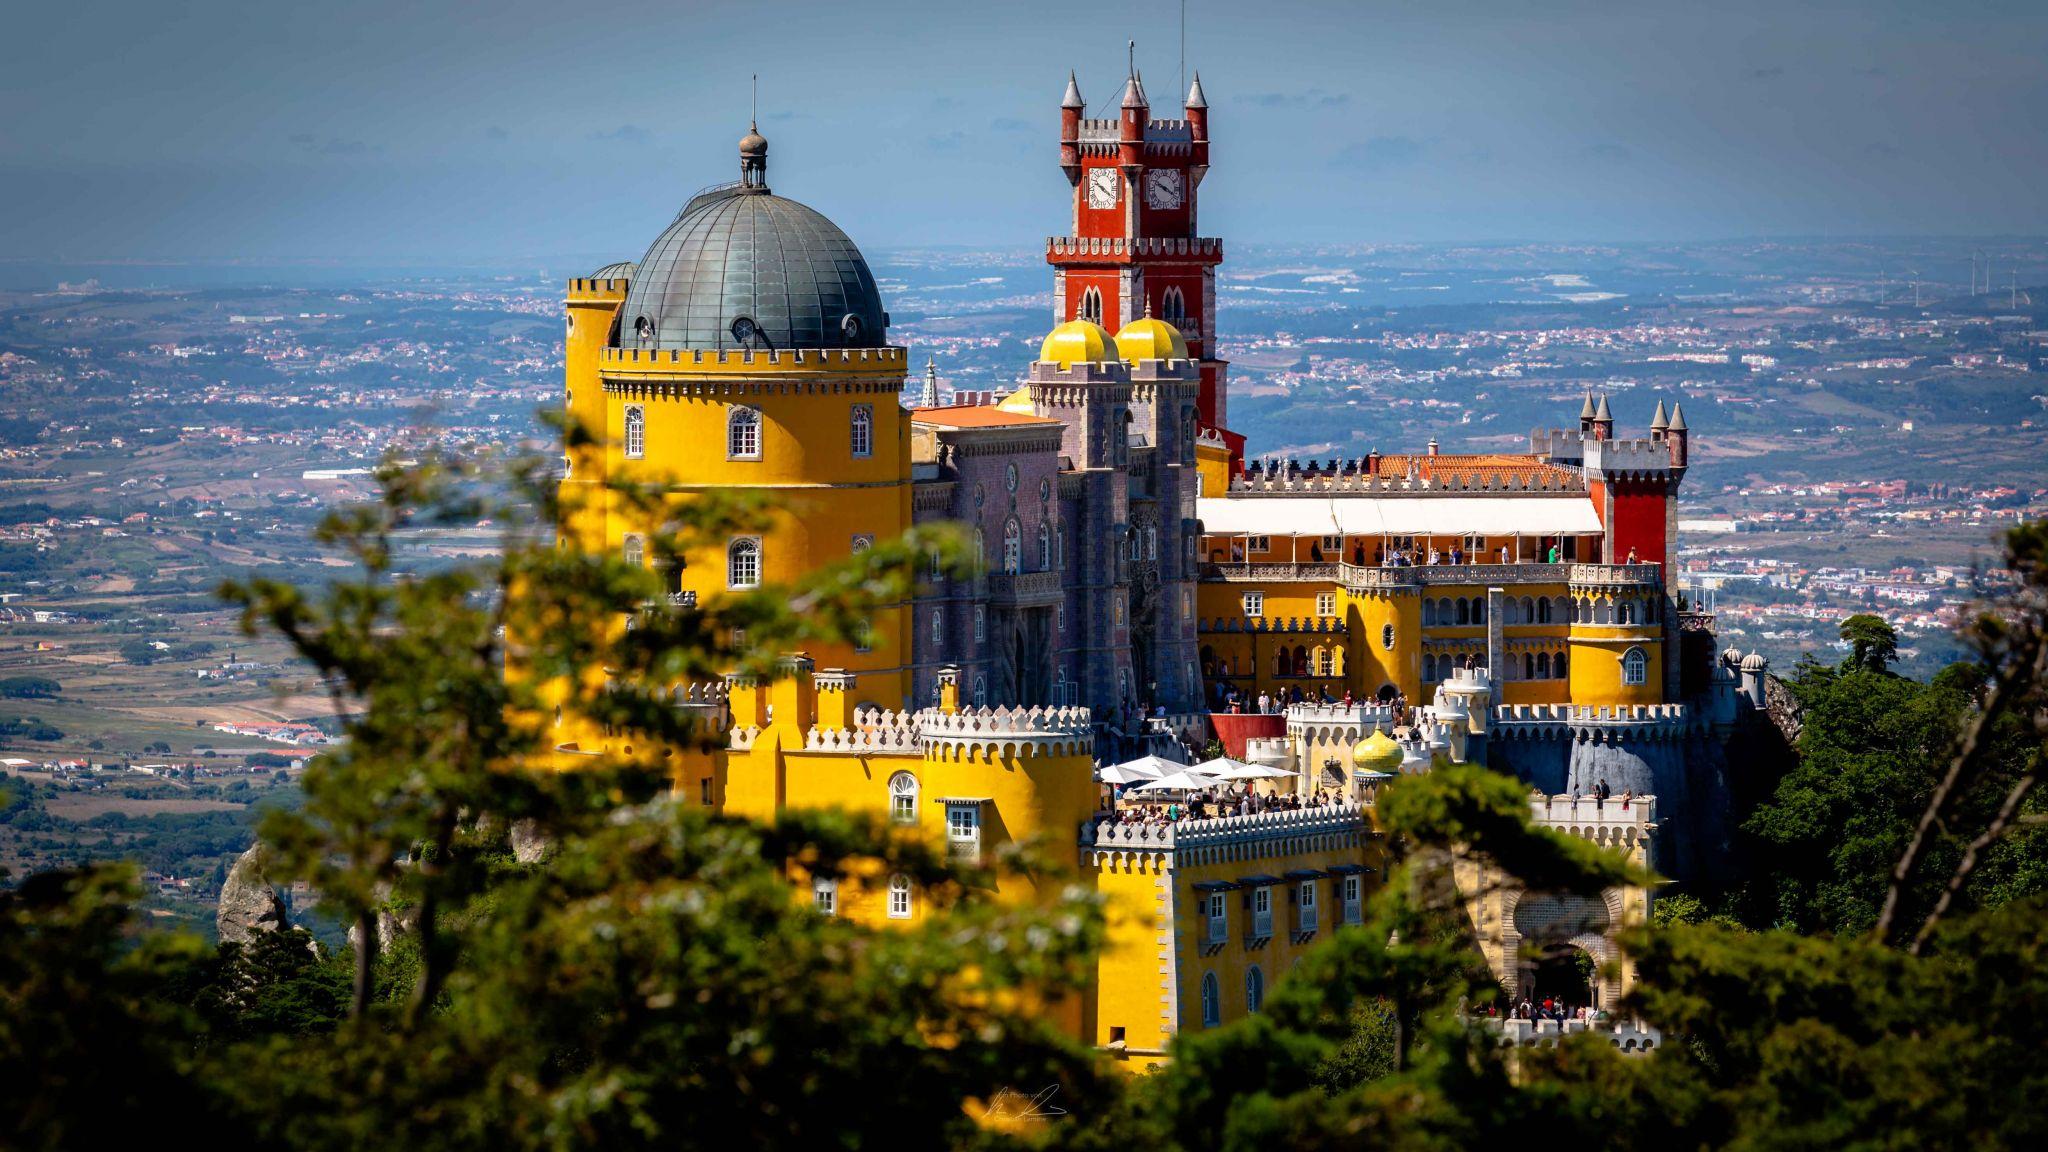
[591,260,635,280]
[618,185,888,352]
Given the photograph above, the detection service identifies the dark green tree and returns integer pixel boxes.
[1838,612,1899,673]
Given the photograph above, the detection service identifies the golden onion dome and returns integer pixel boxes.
[1114,314,1189,362]
[1351,728,1404,774]
[1038,318,1115,367]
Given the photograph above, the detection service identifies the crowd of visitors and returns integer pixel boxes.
[1098,785,1344,827]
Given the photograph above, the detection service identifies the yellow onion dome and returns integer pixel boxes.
[1038,318,1115,367]
[1351,728,1404,774]
[1114,313,1189,363]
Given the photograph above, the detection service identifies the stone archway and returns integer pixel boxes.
[1508,891,1619,1006]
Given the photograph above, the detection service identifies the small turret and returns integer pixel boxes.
[1592,394,1614,441]
[1060,71,1084,182]
[1667,402,1689,467]
[1119,47,1148,168]
[739,121,768,189]
[1185,71,1209,158]
[1649,400,1669,441]
[1579,392,1597,435]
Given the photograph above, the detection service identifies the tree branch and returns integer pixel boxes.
[1910,769,2040,955]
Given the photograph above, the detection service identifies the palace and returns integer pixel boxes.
[550,64,1773,1062]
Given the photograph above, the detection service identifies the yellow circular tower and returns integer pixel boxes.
[565,126,914,707]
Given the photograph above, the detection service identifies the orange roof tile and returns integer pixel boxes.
[910,406,1062,429]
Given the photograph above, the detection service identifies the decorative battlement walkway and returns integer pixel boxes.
[1081,802,1371,866]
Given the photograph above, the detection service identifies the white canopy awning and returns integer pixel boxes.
[1196,495,1602,539]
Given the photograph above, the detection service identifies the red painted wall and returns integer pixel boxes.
[1605,480,1668,567]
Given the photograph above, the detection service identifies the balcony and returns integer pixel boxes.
[985,569,1062,607]
[1200,561,1340,583]
[1339,561,1573,589]
[1567,563,1662,587]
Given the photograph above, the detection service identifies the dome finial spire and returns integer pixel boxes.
[739,75,769,189]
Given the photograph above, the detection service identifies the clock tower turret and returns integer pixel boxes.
[1048,62,1238,458]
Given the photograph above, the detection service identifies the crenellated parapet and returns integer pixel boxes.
[916,703,1095,761]
[1198,614,1349,634]
[1080,803,1372,868]
[1528,792,1657,854]
[1229,460,1585,495]
[1491,702,1695,744]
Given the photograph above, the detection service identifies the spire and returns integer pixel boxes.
[1062,70,1085,110]
[1579,392,1597,420]
[1185,71,1207,110]
[920,355,940,408]
[1594,394,1613,422]
[1650,400,1668,430]
[1667,402,1687,431]
[1122,42,1148,108]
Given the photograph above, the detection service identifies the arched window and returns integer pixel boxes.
[849,405,873,459]
[1245,966,1265,1014]
[1597,600,1614,625]
[973,527,985,571]
[1537,651,1551,679]
[1201,971,1220,1027]
[622,534,642,567]
[1537,596,1553,624]
[1437,597,1453,624]
[1524,653,1536,680]
[974,605,985,642]
[931,611,943,644]
[727,406,761,460]
[973,675,987,707]
[1521,596,1536,622]
[887,873,912,919]
[1555,650,1568,679]
[1473,598,1487,626]
[1002,518,1021,575]
[1456,598,1471,626]
[727,537,761,589]
[1315,646,1332,676]
[1054,527,1065,568]
[1423,653,1438,683]
[1381,623,1396,650]
[888,772,918,824]
[1037,522,1051,570]
[1080,286,1104,324]
[1162,286,1187,325]
[1422,600,1436,626]
[1504,598,1519,625]
[1622,646,1648,686]
[1146,525,1158,561]
[623,405,646,459]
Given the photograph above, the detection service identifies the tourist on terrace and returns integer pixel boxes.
[1499,544,1511,563]
[1451,545,1464,565]
[1626,545,1639,564]
[1548,543,1561,563]
[1340,688,1354,708]
[1427,546,1442,565]
[1256,691,1271,714]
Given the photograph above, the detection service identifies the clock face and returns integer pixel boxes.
[1087,168,1120,209]
[1144,169,1184,210]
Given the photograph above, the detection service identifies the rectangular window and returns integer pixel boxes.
[813,877,837,916]
[1250,886,1273,939]
[623,405,645,459]
[1465,535,1486,553]
[1246,535,1271,553]
[623,534,643,568]
[1297,880,1318,934]
[1242,592,1264,618]
[1342,874,1363,926]
[888,876,912,919]
[1321,535,1344,552]
[1205,893,1228,945]
[946,805,980,863]
[1316,591,1337,617]
[699,778,713,806]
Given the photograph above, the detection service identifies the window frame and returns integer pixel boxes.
[1622,645,1648,686]
[813,876,838,916]
[888,771,919,824]
[849,404,873,459]
[726,536,762,589]
[1242,591,1264,618]
[623,404,646,460]
[727,405,762,461]
[887,873,912,919]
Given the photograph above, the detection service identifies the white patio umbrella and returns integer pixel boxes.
[1191,756,1258,777]
[1131,769,1222,793]
[1097,762,1158,785]
[1204,760,1296,782]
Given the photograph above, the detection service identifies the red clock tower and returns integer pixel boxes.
[1052,66,1242,460]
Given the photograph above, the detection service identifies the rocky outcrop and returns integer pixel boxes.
[1763,673,1802,747]
[216,843,289,945]
[509,818,551,864]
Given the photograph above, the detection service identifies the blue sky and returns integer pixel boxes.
[4,0,2046,266]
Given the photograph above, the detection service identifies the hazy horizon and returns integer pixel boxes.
[8,0,2048,267]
